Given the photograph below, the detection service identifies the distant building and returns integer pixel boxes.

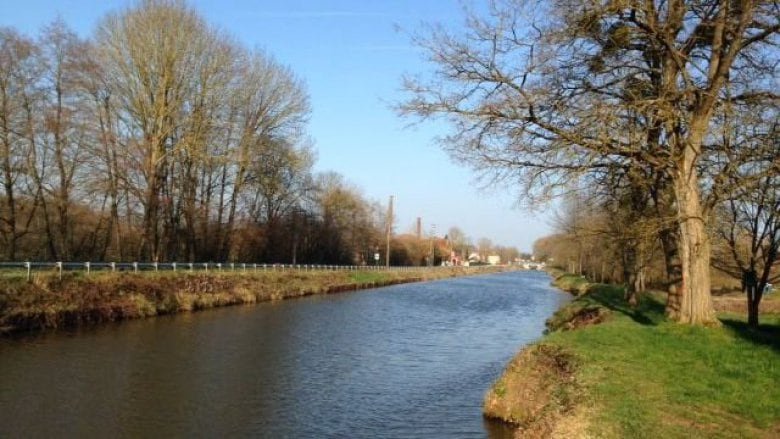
[487,255,501,265]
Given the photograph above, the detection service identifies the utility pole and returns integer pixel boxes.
[429,223,436,267]
[386,195,393,267]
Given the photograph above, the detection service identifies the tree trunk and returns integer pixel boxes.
[53,77,72,261]
[672,164,718,325]
[1,119,17,260]
[1,178,16,261]
[637,268,646,294]
[142,158,163,261]
[98,95,123,260]
[622,241,639,307]
[181,160,197,262]
[224,150,247,262]
[659,227,683,319]
[747,289,760,328]
[214,163,228,260]
[38,193,58,260]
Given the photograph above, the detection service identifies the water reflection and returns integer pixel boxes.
[0,271,568,438]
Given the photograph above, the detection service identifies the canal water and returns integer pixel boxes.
[0,270,568,438]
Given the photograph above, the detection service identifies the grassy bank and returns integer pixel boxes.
[485,273,780,438]
[0,267,505,335]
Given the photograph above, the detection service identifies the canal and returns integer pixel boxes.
[0,270,568,438]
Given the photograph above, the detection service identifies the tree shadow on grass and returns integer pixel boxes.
[720,318,780,353]
[585,285,666,326]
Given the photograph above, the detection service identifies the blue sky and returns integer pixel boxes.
[0,0,552,252]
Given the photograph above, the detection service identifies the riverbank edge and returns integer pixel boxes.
[482,270,591,437]
[483,271,780,438]
[1,267,512,336]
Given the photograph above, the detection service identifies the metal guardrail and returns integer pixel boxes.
[0,261,490,281]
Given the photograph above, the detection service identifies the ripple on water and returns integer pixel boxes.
[0,270,569,438]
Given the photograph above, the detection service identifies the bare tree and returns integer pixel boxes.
[36,19,93,260]
[447,226,471,261]
[0,1,326,264]
[477,237,494,260]
[72,38,127,260]
[401,0,779,325]
[220,50,310,260]
[95,0,216,260]
[713,118,779,327]
[0,28,41,260]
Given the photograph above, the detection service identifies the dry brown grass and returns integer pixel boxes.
[713,293,780,314]
[0,267,507,334]
[711,270,742,293]
[483,344,582,438]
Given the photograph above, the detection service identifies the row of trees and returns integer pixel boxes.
[401,0,778,325]
[535,176,778,325]
[391,225,522,266]
[0,1,390,265]
[0,0,519,267]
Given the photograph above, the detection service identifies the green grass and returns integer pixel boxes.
[348,271,394,283]
[543,285,780,438]
[552,272,592,295]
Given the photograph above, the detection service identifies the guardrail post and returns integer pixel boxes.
[190,262,194,272]
[153,262,158,272]
[25,261,31,281]
[85,262,91,275]
[110,262,116,272]
[242,263,246,272]
[133,262,138,273]
[231,263,235,271]
[172,262,177,272]
[204,262,209,272]
[217,263,222,272]
[57,261,62,280]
